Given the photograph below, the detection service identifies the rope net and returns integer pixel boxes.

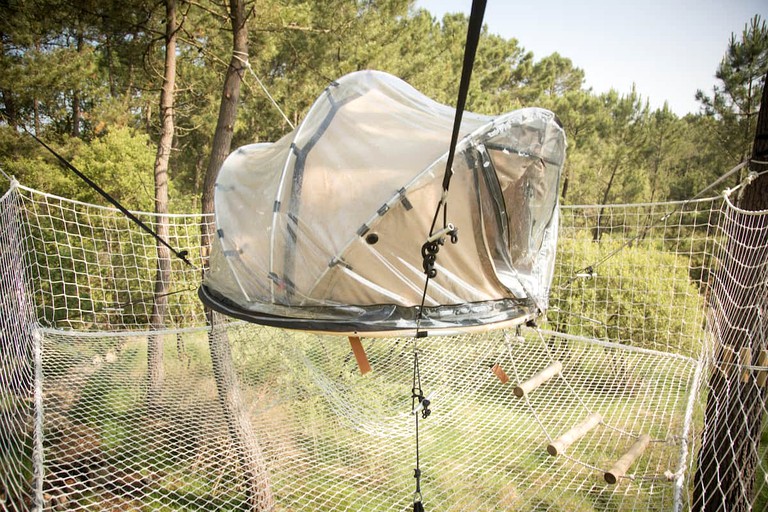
[1,181,766,511]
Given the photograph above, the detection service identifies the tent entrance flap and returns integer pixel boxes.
[202,70,566,333]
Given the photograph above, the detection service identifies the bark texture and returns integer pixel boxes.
[199,1,276,509]
[148,0,177,412]
[693,72,768,512]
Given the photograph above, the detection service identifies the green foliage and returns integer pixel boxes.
[549,232,706,358]
[0,125,196,212]
[1,2,763,211]
[71,127,156,210]
[696,14,768,162]
[0,130,76,194]
[757,421,768,512]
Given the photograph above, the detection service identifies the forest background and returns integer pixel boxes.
[0,0,766,211]
[1,3,767,510]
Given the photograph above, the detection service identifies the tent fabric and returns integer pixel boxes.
[200,70,566,334]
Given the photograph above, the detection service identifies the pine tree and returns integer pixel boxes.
[693,69,768,512]
[696,15,768,165]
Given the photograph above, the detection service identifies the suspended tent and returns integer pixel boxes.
[199,70,566,335]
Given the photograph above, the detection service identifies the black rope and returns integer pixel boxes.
[409,3,487,510]
[411,349,430,512]
[440,0,487,195]
[417,0,486,331]
[24,129,195,269]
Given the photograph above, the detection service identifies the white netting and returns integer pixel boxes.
[20,186,208,332]
[1,180,766,511]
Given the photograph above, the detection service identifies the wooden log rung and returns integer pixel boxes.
[547,413,602,456]
[513,361,562,398]
[740,347,752,383]
[604,434,652,484]
[757,349,768,388]
[491,363,510,384]
[717,346,734,378]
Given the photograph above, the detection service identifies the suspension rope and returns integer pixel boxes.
[416,0,487,334]
[410,2,487,510]
[440,0,487,195]
[232,51,295,129]
[411,349,430,512]
[23,129,196,269]
[424,0,488,241]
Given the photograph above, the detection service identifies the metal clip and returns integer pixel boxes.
[412,391,435,418]
[427,223,456,243]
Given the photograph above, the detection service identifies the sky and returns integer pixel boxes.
[414,0,768,116]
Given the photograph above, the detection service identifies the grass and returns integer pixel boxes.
[20,322,763,511]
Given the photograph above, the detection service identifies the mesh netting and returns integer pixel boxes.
[20,187,208,332]
[1,181,766,511]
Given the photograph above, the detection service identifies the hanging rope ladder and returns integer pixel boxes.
[497,327,677,485]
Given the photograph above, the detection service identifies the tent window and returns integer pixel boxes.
[486,147,554,272]
[474,147,511,272]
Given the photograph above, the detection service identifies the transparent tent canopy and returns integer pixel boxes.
[200,70,567,333]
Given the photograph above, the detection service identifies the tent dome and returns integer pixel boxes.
[199,70,566,334]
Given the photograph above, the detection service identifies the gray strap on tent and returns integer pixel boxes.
[281,85,358,301]
[440,1,487,195]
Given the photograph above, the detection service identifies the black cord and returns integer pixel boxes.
[410,4,488,510]
[24,129,196,269]
[440,0,487,194]
[412,349,430,511]
[416,0,486,332]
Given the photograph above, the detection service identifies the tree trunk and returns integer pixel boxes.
[207,311,276,510]
[148,0,177,413]
[33,98,40,134]
[200,0,249,256]
[1,89,17,128]
[200,1,276,510]
[106,34,117,98]
[693,72,768,512]
[592,156,622,242]
[0,35,17,128]
[32,39,41,134]
[72,32,84,138]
